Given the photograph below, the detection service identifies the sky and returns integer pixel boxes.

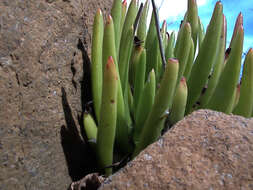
[127,0,253,55]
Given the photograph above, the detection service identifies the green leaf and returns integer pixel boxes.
[91,9,104,122]
[133,58,179,157]
[97,57,118,176]
[233,49,253,117]
[186,2,223,114]
[207,24,244,113]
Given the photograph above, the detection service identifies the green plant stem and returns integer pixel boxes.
[187,0,199,52]
[91,9,103,122]
[199,15,227,108]
[133,69,156,144]
[186,2,223,114]
[137,0,149,43]
[169,77,188,125]
[119,0,137,62]
[129,45,142,87]
[111,0,122,56]
[183,37,194,80]
[97,56,118,176]
[120,0,127,39]
[229,13,243,48]
[175,22,191,85]
[207,24,244,113]
[119,27,134,93]
[174,12,188,56]
[103,15,131,154]
[232,84,240,111]
[133,58,179,157]
[133,48,146,116]
[103,15,118,72]
[145,12,157,77]
[233,49,253,117]
[83,113,97,148]
[165,31,175,60]
[198,16,205,50]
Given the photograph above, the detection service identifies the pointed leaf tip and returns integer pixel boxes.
[180,77,186,83]
[180,77,187,87]
[97,8,102,15]
[184,22,192,31]
[238,12,243,18]
[106,15,112,24]
[107,56,114,67]
[162,20,166,27]
[237,12,243,25]
[215,1,223,7]
[168,58,179,64]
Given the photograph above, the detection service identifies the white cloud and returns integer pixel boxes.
[158,0,208,21]
[197,0,207,6]
[158,0,187,21]
[127,0,208,22]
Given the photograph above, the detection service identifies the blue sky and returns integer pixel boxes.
[193,0,253,55]
[161,0,253,54]
[127,0,253,54]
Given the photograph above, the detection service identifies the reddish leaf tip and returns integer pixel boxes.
[107,56,114,64]
[180,77,186,82]
[106,15,112,24]
[185,22,191,30]
[162,20,166,26]
[97,8,102,15]
[180,77,187,87]
[237,12,243,25]
[167,58,179,64]
[106,56,114,70]
[216,1,222,5]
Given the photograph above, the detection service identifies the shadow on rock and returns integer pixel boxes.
[61,87,97,182]
[77,38,93,114]
[77,38,96,140]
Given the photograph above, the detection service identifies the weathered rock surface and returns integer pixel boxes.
[100,110,253,190]
[0,0,112,189]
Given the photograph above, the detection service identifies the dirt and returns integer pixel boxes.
[0,0,112,189]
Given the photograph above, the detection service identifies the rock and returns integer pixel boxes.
[0,0,112,189]
[99,110,253,190]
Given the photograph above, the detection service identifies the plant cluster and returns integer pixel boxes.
[83,0,253,175]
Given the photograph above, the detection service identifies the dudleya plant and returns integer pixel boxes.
[83,0,253,176]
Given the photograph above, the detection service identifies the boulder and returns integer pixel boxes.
[99,110,253,190]
[0,0,112,189]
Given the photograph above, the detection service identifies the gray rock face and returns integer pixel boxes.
[99,110,253,190]
[0,0,112,189]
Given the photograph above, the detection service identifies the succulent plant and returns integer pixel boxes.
[83,0,253,176]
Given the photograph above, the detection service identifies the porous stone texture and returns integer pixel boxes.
[0,0,112,189]
[100,109,253,190]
